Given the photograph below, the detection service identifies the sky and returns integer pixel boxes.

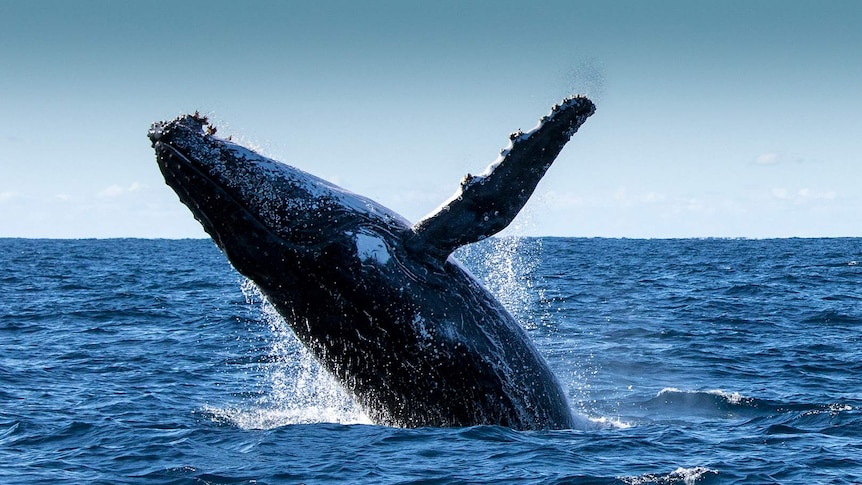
[1,0,860,238]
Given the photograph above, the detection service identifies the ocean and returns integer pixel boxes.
[1,237,860,484]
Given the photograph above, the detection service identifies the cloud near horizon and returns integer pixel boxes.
[755,153,780,165]
[97,182,146,198]
[769,187,838,202]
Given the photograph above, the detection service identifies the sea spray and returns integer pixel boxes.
[456,236,604,428]
[455,236,549,330]
[206,279,367,429]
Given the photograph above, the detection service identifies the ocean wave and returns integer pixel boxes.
[620,466,719,485]
[801,310,861,325]
[639,387,860,438]
[643,388,760,416]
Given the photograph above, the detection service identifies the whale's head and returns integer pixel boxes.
[149,114,409,282]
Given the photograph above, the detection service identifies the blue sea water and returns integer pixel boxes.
[1,237,860,484]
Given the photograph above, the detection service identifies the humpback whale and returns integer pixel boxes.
[149,96,595,430]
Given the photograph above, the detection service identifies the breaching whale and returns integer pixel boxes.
[149,96,595,430]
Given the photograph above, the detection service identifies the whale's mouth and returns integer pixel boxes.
[151,137,232,245]
[149,118,213,212]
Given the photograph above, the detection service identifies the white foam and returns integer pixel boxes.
[585,414,633,429]
[203,403,371,430]
[620,466,718,485]
[705,389,746,405]
[658,387,751,406]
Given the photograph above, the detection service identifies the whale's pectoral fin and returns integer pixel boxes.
[407,96,595,260]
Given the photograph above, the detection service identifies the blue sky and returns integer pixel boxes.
[1,1,860,238]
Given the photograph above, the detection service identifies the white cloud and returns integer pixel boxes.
[769,187,839,203]
[541,190,585,208]
[609,187,671,207]
[755,153,779,165]
[612,186,628,203]
[98,185,125,197]
[97,182,147,198]
[771,187,789,199]
[0,183,206,238]
[643,192,666,203]
[542,188,671,211]
[797,188,837,200]
[753,152,813,166]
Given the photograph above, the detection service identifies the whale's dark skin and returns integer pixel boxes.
[149,96,595,429]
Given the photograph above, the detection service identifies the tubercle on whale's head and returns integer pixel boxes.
[149,114,346,252]
[148,112,222,162]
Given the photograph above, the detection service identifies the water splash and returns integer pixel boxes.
[456,236,549,330]
[558,57,607,103]
[586,415,633,430]
[208,279,368,429]
[456,236,601,426]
